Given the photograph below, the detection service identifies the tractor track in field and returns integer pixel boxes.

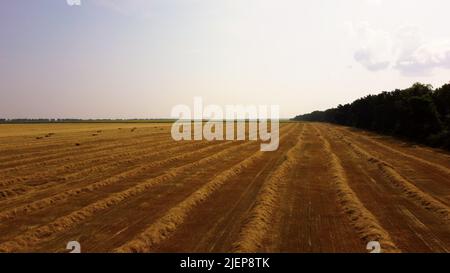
[0,122,448,253]
[0,126,291,252]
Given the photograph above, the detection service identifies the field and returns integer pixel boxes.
[0,122,449,253]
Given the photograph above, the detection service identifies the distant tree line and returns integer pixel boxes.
[293,82,450,150]
[0,118,176,124]
[0,119,83,123]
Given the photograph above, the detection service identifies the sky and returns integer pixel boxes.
[1,0,450,119]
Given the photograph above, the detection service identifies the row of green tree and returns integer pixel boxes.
[293,82,450,150]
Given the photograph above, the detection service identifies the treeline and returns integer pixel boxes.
[0,119,83,123]
[0,119,175,124]
[293,82,450,150]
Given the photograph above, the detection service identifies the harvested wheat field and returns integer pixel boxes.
[0,122,449,253]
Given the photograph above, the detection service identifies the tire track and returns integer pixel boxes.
[320,123,450,252]
[0,140,234,223]
[335,127,450,177]
[0,137,204,198]
[334,131,450,222]
[113,125,296,253]
[0,132,171,176]
[36,137,265,252]
[0,125,169,157]
[0,125,281,206]
[0,140,215,205]
[314,125,400,253]
[332,126,450,205]
[0,126,289,252]
[267,124,363,252]
[0,128,167,162]
[232,125,304,252]
[152,125,300,253]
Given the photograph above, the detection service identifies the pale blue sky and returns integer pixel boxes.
[1,0,449,119]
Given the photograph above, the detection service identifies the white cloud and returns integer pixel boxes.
[346,22,393,71]
[395,40,450,76]
[347,22,450,76]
